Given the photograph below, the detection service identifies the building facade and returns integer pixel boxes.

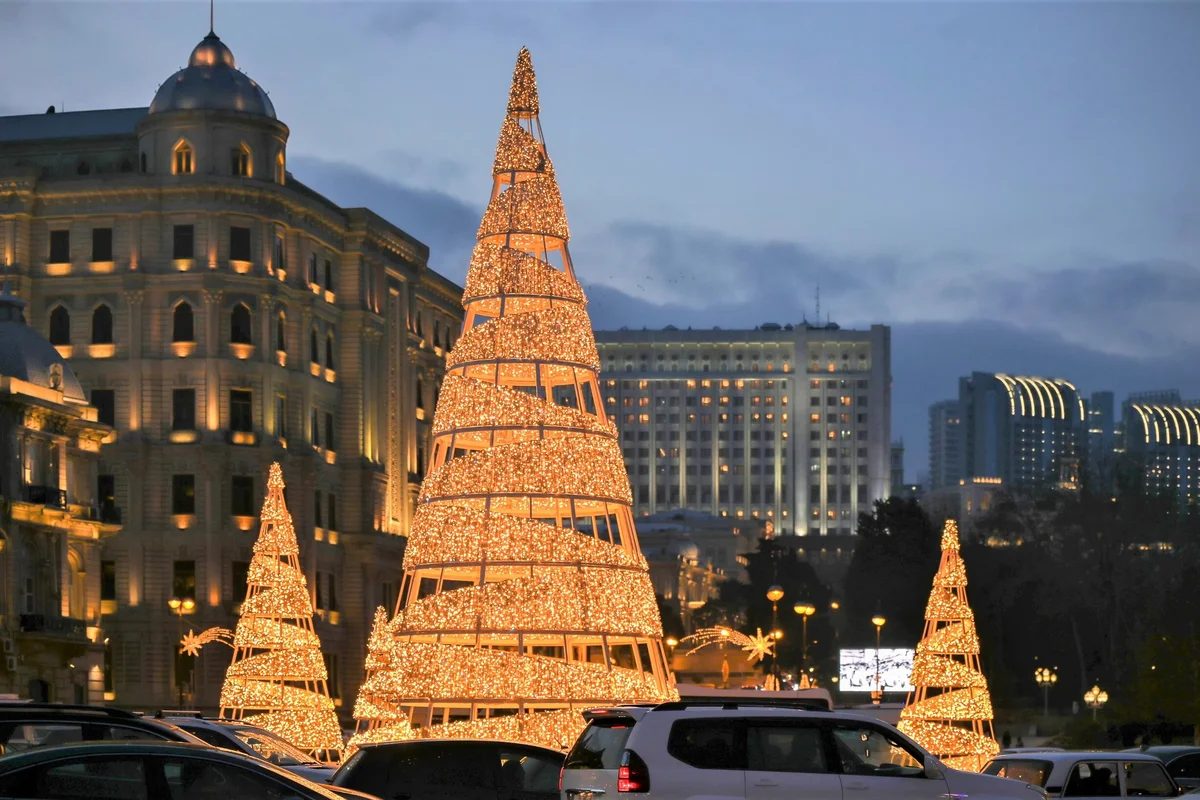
[0,30,462,712]
[957,372,1084,491]
[890,440,905,497]
[1122,390,1200,508]
[0,289,120,703]
[595,322,891,537]
[928,399,963,492]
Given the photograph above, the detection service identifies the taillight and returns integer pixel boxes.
[558,763,564,791]
[617,749,649,793]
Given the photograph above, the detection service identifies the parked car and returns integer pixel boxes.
[0,702,205,755]
[1122,747,1200,791]
[156,712,337,782]
[560,701,1049,800]
[0,740,379,800]
[983,751,1184,797]
[332,738,565,800]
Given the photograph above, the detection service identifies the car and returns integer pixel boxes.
[560,700,1049,800]
[0,740,384,800]
[0,702,206,755]
[1122,747,1200,791]
[1002,748,1067,755]
[331,738,565,800]
[983,750,1185,797]
[155,711,338,782]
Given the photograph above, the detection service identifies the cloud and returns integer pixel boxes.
[366,4,461,42]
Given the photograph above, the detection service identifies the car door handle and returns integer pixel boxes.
[752,780,778,787]
[844,782,869,791]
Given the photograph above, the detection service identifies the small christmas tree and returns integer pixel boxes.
[348,608,411,750]
[898,520,999,772]
[220,463,343,760]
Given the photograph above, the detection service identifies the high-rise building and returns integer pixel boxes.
[0,29,462,710]
[928,400,963,491]
[1122,390,1200,507]
[957,372,1084,490]
[1084,390,1116,482]
[890,440,905,497]
[595,321,892,537]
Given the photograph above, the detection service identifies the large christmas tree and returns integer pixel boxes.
[350,48,675,751]
[898,520,999,772]
[220,463,342,760]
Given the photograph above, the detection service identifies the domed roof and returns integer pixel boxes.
[149,31,276,119]
[668,536,700,561]
[0,291,85,404]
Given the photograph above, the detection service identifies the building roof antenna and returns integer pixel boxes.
[210,0,215,33]
[815,281,820,324]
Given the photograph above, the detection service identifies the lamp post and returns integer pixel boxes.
[167,596,195,707]
[1084,684,1108,721]
[870,614,886,705]
[1034,667,1058,717]
[765,586,784,679]
[794,603,816,673]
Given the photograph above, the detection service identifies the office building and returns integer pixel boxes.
[0,29,462,710]
[890,440,905,497]
[928,400,963,491]
[1123,390,1200,507]
[595,321,892,537]
[1084,390,1116,483]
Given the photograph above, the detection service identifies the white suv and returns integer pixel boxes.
[560,701,1048,800]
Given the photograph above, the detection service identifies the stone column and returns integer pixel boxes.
[123,289,144,432]
[202,288,223,432]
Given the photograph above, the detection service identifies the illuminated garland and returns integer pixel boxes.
[220,464,343,760]
[351,48,674,753]
[898,521,998,772]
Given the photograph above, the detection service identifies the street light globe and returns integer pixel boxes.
[182,598,196,611]
[665,637,678,648]
[771,629,784,640]
[830,601,840,611]
[168,597,182,610]
[794,603,816,617]
[766,586,785,603]
[871,615,886,628]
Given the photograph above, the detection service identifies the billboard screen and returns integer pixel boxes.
[838,648,915,692]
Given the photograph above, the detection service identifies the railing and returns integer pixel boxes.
[99,502,122,524]
[22,485,66,508]
[19,614,87,639]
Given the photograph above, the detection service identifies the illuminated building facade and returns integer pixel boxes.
[928,399,964,491]
[957,372,1084,490]
[1123,389,1200,507]
[0,29,461,711]
[594,322,892,537]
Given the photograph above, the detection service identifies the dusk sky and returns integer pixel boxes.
[2,1,1198,477]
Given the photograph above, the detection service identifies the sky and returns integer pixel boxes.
[2,1,1198,479]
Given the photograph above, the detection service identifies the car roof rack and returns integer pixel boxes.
[653,699,831,712]
[155,710,204,719]
[0,702,141,719]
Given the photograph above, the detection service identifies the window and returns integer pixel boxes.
[162,759,286,799]
[229,226,251,261]
[230,390,253,432]
[314,492,323,528]
[498,747,562,794]
[90,389,115,427]
[91,227,113,262]
[232,145,250,177]
[49,229,70,263]
[324,259,334,291]
[275,152,285,184]
[48,305,71,345]
[91,304,113,344]
[325,653,341,701]
[230,303,252,344]
[667,719,742,770]
[1122,762,1174,798]
[139,152,147,173]
[831,724,923,778]
[1063,761,1120,797]
[172,560,195,600]
[325,412,336,451]
[275,395,287,439]
[326,333,335,369]
[173,224,194,260]
[1167,754,1200,785]
[747,724,830,773]
[983,759,1053,786]
[0,755,148,799]
[309,253,319,285]
[310,408,320,446]
[276,313,287,352]
[273,236,285,272]
[173,142,194,174]
[97,474,116,520]
[327,493,338,532]
[231,561,249,605]
[172,475,195,515]
[100,561,116,603]
[231,476,255,517]
[310,328,319,364]
[172,389,196,431]
[172,302,194,342]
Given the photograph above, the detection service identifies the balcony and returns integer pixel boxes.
[99,502,122,524]
[19,614,88,641]
[23,485,66,508]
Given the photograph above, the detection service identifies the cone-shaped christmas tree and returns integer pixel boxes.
[898,520,999,772]
[351,48,675,751]
[220,463,342,760]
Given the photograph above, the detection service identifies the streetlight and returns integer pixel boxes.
[870,615,886,705]
[1034,667,1058,717]
[765,586,784,680]
[794,603,816,672]
[665,636,678,648]
[168,596,195,707]
[1084,684,1108,721]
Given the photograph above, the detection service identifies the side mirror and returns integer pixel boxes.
[924,759,945,780]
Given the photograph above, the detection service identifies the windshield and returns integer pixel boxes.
[565,719,636,770]
[983,759,1054,787]
[231,727,321,767]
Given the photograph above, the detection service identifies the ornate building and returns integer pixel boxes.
[0,28,462,712]
[0,287,120,703]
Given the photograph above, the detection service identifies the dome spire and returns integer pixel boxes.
[209,0,215,34]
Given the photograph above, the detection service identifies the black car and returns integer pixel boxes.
[331,739,564,800]
[0,703,203,755]
[1124,747,1200,790]
[0,740,378,800]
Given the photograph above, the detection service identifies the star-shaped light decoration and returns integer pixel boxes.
[180,626,233,657]
[742,628,776,663]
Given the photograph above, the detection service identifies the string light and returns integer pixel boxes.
[219,463,343,759]
[351,47,675,753]
[898,521,999,773]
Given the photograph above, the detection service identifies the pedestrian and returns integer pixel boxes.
[1016,736,1025,748]
[1002,730,1012,749]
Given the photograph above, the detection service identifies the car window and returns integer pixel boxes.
[1168,755,1200,781]
[333,743,497,800]
[747,723,831,774]
[1124,762,1176,797]
[982,759,1054,787]
[231,728,316,767]
[178,726,238,751]
[666,719,743,770]
[0,755,148,799]
[1064,761,1120,797]
[831,723,924,778]
[498,747,564,799]
[565,719,635,770]
[160,756,326,800]
[0,722,167,754]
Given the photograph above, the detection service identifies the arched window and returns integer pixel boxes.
[230,303,252,345]
[310,328,319,364]
[276,312,287,353]
[173,141,194,175]
[91,304,113,344]
[172,302,194,343]
[325,333,335,370]
[275,152,285,184]
[416,377,425,411]
[48,306,71,345]
[231,144,251,177]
